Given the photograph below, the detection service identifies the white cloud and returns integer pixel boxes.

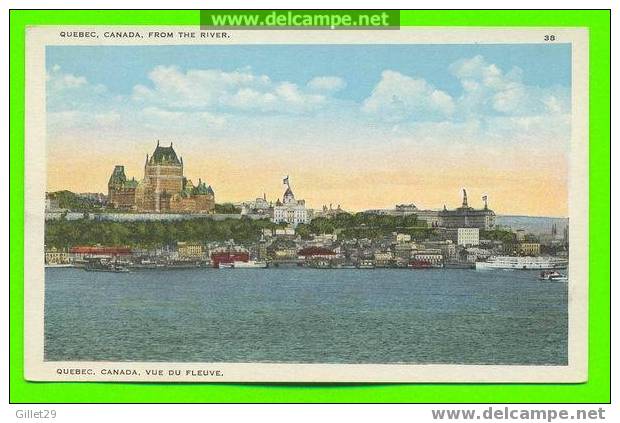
[46,58,570,151]
[46,65,106,93]
[46,65,109,112]
[307,76,346,93]
[132,65,332,114]
[362,70,455,122]
[450,55,570,117]
[361,56,570,125]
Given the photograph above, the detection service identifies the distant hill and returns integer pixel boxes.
[496,215,568,235]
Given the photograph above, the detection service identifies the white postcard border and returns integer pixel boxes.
[24,26,589,382]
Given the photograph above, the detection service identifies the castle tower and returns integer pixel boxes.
[143,142,184,212]
[107,165,137,209]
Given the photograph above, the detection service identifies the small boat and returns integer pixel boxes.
[357,260,375,269]
[233,260,267,269]
[84,263,130,273]
[539,271,568,282]
[218,262,234,269]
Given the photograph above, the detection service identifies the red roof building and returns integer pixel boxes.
[69,246,132,256]
[298,247,336,259]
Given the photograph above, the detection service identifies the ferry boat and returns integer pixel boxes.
[84,260,130,273]
[44,263,74,268]
[475,256,568,270]
[408,259,432,269]
[539,271,568,282]
[408,259,443,269]
[233,260,267,269]
[129,259,166,270]
[357,260,375,269]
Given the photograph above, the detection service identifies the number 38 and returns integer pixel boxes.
[544,35,556,41]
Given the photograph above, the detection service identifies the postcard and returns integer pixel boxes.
[24,25,588,382]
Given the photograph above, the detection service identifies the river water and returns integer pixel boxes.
[44,267,568,365]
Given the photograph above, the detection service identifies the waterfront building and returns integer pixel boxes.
[44,247,70,265]
[68,246,132,260]
[519,242,541,256]
[374,251,394,267]
[272,177,310,226]
[393,242,415,264]
[412,251,443,267]
[464,247,492,263]
[298,247,337,260]
[422,240,457,262]
[457,227,480,247]
[438,189,496,230]
[108,141,215,213]
[177,242,204,259]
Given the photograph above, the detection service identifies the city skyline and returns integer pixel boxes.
[46,44,571,217]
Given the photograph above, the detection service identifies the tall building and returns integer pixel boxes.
[108,141,215,213]
[108,166,138,209]
[457,227,480,246]
[438,189,496,230]
[272,176,309,226]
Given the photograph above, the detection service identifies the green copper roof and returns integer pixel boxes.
[192,180,211,195]
[188,178,214,196]
[108,165,127,186]
[149,142,181,165]
[124,177,138,188]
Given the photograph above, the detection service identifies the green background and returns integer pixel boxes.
[9,10,610,403]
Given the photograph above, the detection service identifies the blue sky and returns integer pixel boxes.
[47,44,570,103]
[45,43,572,216]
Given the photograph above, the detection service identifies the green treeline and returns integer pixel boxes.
[479,229,517,243]
[45,218,282,249]
[45,212,433,249]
